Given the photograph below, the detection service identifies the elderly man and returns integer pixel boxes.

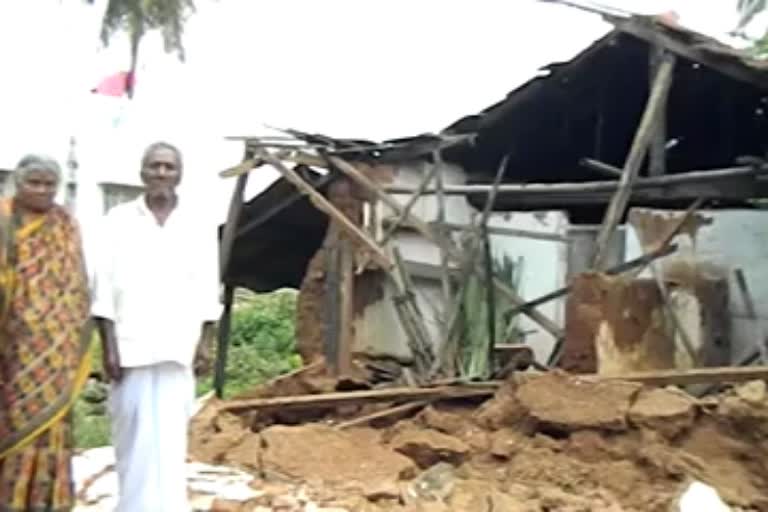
[92,142,220,511]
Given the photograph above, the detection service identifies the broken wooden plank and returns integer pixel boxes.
[219,384,497,414]
[219,364,768,414]
[335,401,430,430]
[260,150,393,270]
[598,365,768,387]
[219,158,258,178]
[593,52,676,269]
[580,158,622,178]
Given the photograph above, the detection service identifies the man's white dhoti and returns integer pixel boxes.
[110,362,195,512]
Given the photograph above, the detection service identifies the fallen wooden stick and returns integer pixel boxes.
[335,401,430,430]
[219,385,497,414]
[596,365,768,387]
[327,155,564,339]
[219,364,768,414]
[593,53,676,269]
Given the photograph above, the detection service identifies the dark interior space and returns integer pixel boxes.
[443,31,768,222]
[224,166,330,291]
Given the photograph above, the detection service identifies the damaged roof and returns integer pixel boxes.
[224,14,768,290]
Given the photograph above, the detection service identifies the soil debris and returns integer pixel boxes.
[190,370,768,511]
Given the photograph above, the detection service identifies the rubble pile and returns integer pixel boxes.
[189,372,768,511]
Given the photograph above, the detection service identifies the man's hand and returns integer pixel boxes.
[94,317,123,383]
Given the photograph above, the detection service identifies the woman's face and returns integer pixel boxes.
[16,169,58,213]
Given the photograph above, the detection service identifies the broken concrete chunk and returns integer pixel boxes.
[516,372,642,432]
[260,424,416,484]
[405,462,457,503]
[735,380,767,406]
[389,428,471,469]
[418,406,468,436]
[489,429,521,460]
[629,388,697,439]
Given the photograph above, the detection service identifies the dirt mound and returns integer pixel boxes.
[190,372,768,511]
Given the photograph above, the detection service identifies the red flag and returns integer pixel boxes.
[91,71,135,97]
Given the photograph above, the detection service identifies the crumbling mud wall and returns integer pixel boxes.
[295,163,396,366]
[562,273,674,375]
[295,177,365,364]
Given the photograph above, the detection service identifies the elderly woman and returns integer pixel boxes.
[0,155,91,511]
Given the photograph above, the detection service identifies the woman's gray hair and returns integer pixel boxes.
[7,154,62,197]
[15,154,62,185]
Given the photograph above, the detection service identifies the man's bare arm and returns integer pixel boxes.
[94,316,122,383]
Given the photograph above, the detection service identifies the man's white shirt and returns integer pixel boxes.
[91,196,221,368]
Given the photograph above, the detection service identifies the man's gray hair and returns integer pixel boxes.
[14,154,62,186]
[141,141,183,171]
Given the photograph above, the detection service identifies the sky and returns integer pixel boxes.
[0,0,751,227]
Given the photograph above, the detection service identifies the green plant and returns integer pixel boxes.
[197,289,301,398]
[459,254,524,379]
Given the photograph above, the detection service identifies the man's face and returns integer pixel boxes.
[141,147,181,196]
[16,169,58,212]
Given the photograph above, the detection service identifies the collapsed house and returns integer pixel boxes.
[219,12,768,389]
[189,10,768,512]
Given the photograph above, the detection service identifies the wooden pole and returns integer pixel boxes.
[434,151,453,340]
[219,158,250,279]
[382,164,760,197]
[580,158,622,178]
[338,237,355,376]
[482,224,497,374]
[213,285,235,398]
[327,155,564,340]
[214,149,250,398]
[648,46,668,177]
[593,53,676,270]
[259,150,393,270]
[390,247,434,376]
[324,231,341,375]
[377,162,440,247]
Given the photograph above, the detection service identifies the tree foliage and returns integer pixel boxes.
[85,0,196,73]
[736,0,768,58]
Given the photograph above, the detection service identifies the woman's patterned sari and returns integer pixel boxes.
[0,198,91,511]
